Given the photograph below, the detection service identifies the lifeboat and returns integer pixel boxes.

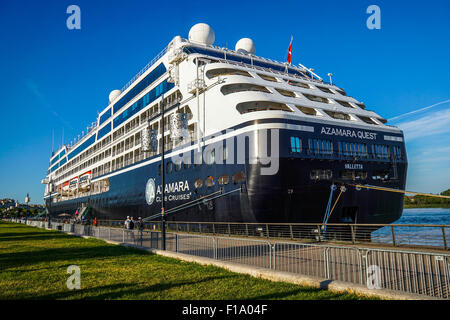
[69,177,79,195]
[78,171,91,191]
[62,181,70,196]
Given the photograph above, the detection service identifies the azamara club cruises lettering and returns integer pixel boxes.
[321,127,377,140]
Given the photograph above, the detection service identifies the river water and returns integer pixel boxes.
[372,208,450,247]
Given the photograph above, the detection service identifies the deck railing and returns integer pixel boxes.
[89,220,449,251]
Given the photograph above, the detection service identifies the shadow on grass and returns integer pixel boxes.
[247,286,354,300]
[0,244,148,270]
[0,234,73,243]
[28,275,238,300]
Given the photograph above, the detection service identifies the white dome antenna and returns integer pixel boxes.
[235,38,255,55]
[109,89,122,103]
[188,23,215,46]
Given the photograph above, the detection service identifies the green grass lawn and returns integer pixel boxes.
[0,221,374,300]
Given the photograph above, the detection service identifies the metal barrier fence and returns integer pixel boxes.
[3,218,450,299]
[90,220,450,251]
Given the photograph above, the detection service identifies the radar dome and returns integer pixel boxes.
[235,38,255,55]
[109,89,121,103]
[189,23,215,45]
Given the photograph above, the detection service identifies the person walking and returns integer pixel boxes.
[137,217,144,246]
[124,216,131,242]
[93,217,98,227]
[129,217,135,243]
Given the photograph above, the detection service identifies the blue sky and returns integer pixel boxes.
[0,0,449,204]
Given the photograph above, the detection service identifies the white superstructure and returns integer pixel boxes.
[43,23,401,203]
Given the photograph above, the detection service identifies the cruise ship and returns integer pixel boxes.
[42,23,407,227]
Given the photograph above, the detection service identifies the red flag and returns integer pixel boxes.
[287,37,293,64]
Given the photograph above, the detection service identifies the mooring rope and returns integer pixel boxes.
[350,184,450,199]
[322,185,346,231]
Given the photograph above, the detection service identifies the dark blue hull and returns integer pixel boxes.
[45,120,407,225]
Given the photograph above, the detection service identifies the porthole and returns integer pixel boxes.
[205,176,215,187]
[232,172,246,184]
[218,175,230,185]
[194,179,203,188]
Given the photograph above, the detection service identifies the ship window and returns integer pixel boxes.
[335,100,354,108]
[355,102,366,109]
[232,172,246,184]
[338,142,368,157]
[206,68,252,79]
[113,79,174,128]
[290,137,302,153]
[275,88,296,98]
[295,105,317,116]
[323,110,351,121]
[308,139,333,156]
[166,162,173,174]
[205,149,215,165]
[218,175,230,185]
[205,176,215,187]
[285,79,312,89]
[316,85,334,94]
[184,162,191,170]
[99,108,111,125]
[357,115,378,125]
[175,161,182,172]
[257,73,278,82]
[392,145,402,160]
[303,94,332,104]
[372,144,390,159]
[377,117,387,124]
[340,170,367,180]
[310,169,333,180]
[223,146,229,162]
[194,179,203,188]
[158,164,161,176]
[372,171,390,180]
[221,83,271,95]
[236,101,293,114]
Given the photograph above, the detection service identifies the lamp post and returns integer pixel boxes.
[160,94,166,251]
